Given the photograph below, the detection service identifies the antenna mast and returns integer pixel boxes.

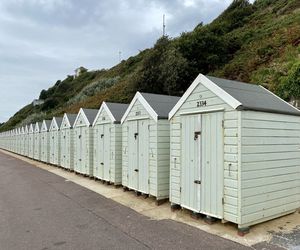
[163,14,166,37]
[119,51,122,63]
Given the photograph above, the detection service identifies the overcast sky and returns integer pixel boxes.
[0,0,240,123]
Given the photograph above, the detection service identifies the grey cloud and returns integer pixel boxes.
[0,0,234,123]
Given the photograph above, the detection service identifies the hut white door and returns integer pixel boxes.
[181,112,224,218]
[103,124,111,181]
[65,130,70,167]
[181,114,202,212]
[97,126,104,179]
[94,127,100,178]
[128,121,139,190]
[61,130,66,167]
[138,119,149,194]
[50,132,55,164]
[76,127,84,173]
[40,134,44,160]
[83,128,88,175]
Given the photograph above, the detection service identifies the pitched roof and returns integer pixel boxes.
[206,76,300,116]
[121,92,180,123]
[42,120,52,131]
[169,74,300,119]
[140,93,180,119]
[66,114,77,127]
[105,102,129,122]
[82,108,98,124]
[54,117,63,128]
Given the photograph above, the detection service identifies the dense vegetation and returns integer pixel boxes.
[1,0,299,131]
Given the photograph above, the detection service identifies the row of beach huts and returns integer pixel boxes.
[0,74,300,234]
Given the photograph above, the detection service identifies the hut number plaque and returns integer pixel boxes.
[136,111,141,116]
[197,100,207,107]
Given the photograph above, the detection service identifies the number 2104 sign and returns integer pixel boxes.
[197,100,207,107]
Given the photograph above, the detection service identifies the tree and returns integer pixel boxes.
[39,89,48,100]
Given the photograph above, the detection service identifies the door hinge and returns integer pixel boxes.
[222,120,224,128]
[180,187,182,193]
[222,197,224,205]
[148,179,150,184]
[180,123,182,129]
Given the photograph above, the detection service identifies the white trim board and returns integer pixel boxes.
[179,108,224,116]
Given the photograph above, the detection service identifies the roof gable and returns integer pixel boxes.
[93,102,129,126]
[50,117,63,131]
[121,92,180,124]
[41,120,52,132]
[61,113,77,129]
[74,108,98,127]
[29,124,34,133]
[34,122,42,133]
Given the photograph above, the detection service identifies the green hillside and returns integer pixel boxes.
[1,0,299,132]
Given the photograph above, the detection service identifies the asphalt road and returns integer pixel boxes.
[0,152,252,250]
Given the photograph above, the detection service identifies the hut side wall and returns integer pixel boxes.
[240,111,300,227]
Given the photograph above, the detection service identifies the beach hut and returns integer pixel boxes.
[92,102,128,184]
[60,113,77,170]
[40,120,51,163]
[16,128,21,154]
[28,124,34,158]
[121,92,180,203]
[73,108,98,176]
[11,129,16,153]
[49,117,63,166]
[33,122,42,160]
[20,127,25,156]
[24,125,29,157]
[168,74,300,233]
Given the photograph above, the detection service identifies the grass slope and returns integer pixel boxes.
[1,0,299,132]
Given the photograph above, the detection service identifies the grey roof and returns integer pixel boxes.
[54,117,63,127]
[140,93,180,119]
[105,102,129,122]
[82,108,98,124]
[36,122,42,130]
[65,114,77,127]
[44,120,52,130]
[206,76,300,116]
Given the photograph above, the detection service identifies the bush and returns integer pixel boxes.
[68,76,120,105]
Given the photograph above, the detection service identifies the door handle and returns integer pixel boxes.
[194,131,201,140]
[134,169,139,172]
[134,133,138,139]
[100,162,104,165]
[194,180,201,184]
[101,134,104,138]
